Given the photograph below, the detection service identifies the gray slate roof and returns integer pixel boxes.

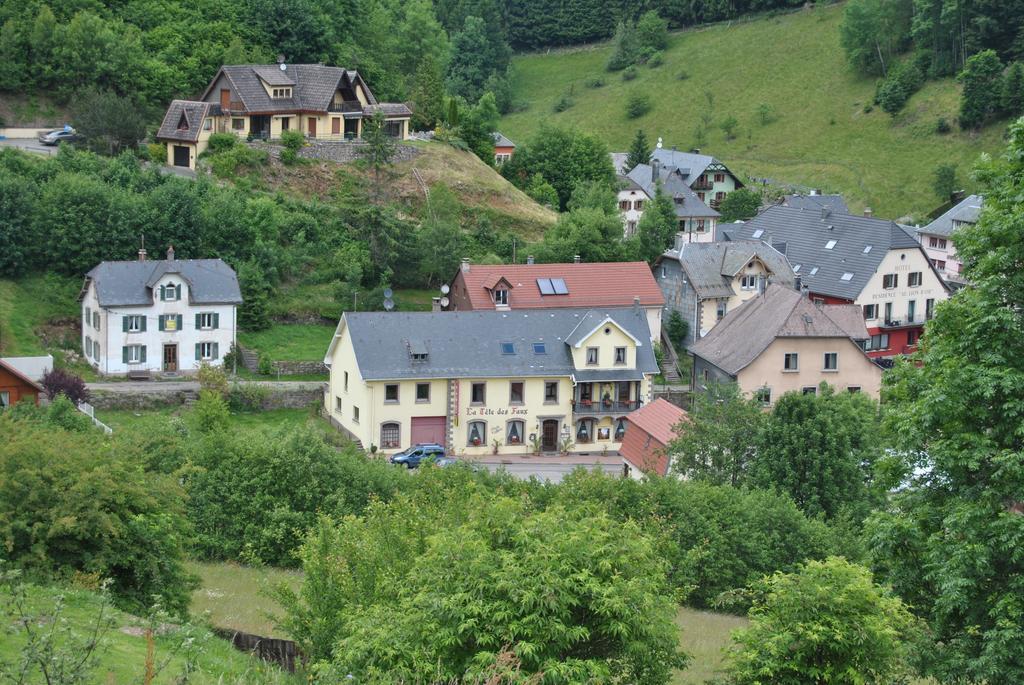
[627,163,719,219]
[650,148,743,188]
[722,205,922,301]
[85,259,242,307]
[156,100,212,142]
[918,194,983,238]
[689,283,869,375]
[492,131,516,148]
[782,193,849,214]
[659,240,795,299]
[201,64,380,113]
[329,308,658,380]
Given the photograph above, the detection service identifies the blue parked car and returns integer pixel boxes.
[389,443,445,469]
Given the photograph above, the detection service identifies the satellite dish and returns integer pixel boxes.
[383,287,394,298]
[440,284,450,295]
[383,298,395,311]
[440,296,450,308]
[279,62,287,71]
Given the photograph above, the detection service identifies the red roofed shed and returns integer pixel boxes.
[620,398,687,477]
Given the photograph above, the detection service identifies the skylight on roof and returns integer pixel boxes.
[810,267,819,275]
[500,342,515,355]
[840,272,854,281]
[752,229,764,238]
[825,240,837,250]
[863,245,872,253]
[532,342,546,354]
[793,264,801,273]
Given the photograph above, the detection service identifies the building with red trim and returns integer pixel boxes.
[0,358,44,408]
[721,206,951,360]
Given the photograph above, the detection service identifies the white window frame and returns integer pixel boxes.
[783,352,799,371]
[127,315,143,332]
[883,274,898,289]
[863,304,877,320]
[823,352,838,372]
[199,342,215,360]
[755,386,771,407]
[586,347,599,365]
[494,288,508,306]
[740,275,757,290]
[614,347,626,365]
[198,312,216,330]
[126,344,144,364]
[908,271,922,287]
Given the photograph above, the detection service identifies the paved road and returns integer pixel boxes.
[0,139,196,178]
[87,380,323,393]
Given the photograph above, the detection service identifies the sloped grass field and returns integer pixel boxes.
[500,3,1007,219]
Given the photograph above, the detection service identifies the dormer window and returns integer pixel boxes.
[409,339,428,361]
[494,288,508,306]
[160,283,181,301]
[272,88,292,98]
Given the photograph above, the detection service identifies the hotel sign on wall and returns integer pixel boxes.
[466,406,529,416]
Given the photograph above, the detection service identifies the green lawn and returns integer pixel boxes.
[97,407,321,434]
[674,607,747,684]
[0,583,298,684]
[238,324,335,361]
[500,4,1007,219]
[0,274,81,356]
[188,562,301,638]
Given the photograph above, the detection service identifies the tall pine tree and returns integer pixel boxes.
[623,129,651,173]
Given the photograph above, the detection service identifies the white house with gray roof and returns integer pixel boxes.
[80,247,241,376]
[323,307,659,457]
[916,194,982,285]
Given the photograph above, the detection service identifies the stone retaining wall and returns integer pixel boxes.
[272,360,328,375]
[89,385,324,411]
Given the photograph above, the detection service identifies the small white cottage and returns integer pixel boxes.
[80,247,242,376]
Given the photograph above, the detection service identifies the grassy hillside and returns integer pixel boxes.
[0,275,80,357]
[500,4,1007,219]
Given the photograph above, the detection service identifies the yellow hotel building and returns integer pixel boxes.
[323,307,659,456]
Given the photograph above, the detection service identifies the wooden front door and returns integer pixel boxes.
[163,344,177,372]
[307,117,316,137]
[541,419,559,452]
[172,145,190,167]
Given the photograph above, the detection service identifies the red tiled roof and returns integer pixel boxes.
[454,262,664,310]
[620,399,688,476]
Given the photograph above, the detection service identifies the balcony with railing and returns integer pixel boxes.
[692,179,713,191]
[573,398,642,414]
[328,101,365,113]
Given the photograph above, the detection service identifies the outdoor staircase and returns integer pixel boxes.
[182,390,199,407]
[660,332,684,384]
[239,346,260,372]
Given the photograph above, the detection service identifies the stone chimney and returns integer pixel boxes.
[527,255,534,265]
[794,275,802,292]
[138,247,147,261]
[674,232,684,251]
[431,297,442,312]
[573,255,581,264]
[633,295,641,314]
[810,188,819,196]
[864,207,873,218]
[460,258,470,273]
[166,245,175,261]
[821,207,830,220]
[690,148,700,154]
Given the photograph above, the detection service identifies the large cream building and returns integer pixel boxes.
[323,308,659,456]
[689,283,883,405]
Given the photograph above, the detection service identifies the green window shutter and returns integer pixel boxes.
[213,313,219,329]
[159,285,166,301]
[176,314,183,331]
[176,284,182,300]
[140,346,147,363]
[140,316,147,332]
[122,316,129,332]
[122,346,129,364]
[212,342,219,359]
[195,343,201,360]
[158,315,165,331]
[195,313,202,329]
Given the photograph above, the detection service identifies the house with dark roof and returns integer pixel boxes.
[620,398,687,478]
[722,205,951,360]
[157,58,412,169]
[916,194,982,285]
[689,283,882,405]
[655,238,795,346]
[493,132,516,165]
[445,259,666,341]
[80,246,242,376]
[323,307,659,457]
[650,144,744,211]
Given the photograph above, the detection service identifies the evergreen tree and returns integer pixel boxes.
[932,163,958,202]
[460,92,500,165]
[958,49,1004,129]
[1002,62,1024,116]
[237,260,272,332]
[446,14,510,102]
[410,54,446,131]
[623,129,651,173]
[632,182,677,264]
[359,112,397,201]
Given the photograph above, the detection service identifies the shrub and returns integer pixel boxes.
[584,76,605,88]
[635,10,669,52]
[206,132,237,153]
[257,353,273,376]
[677,70,690,80]
[552,93,574,113]
[189,389,230,433]
[0,417,194,615]
[622,66,638,81]
[935,116,951,134]
[279,147,299,165]
[875,59,924,116]
[41,368,88,404]
[647,50,664,68]
[196,362,229,398]
[626,93,652,119]
[146,142,166,163]
[666,310,689,349]
[185,426,407,566]
[756,102,777,125]
[720,115,740,139]
[207,145,268,178]
[228,382,270,411]
[279,128,305,152]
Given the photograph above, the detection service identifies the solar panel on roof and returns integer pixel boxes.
[537,278,555,295]
[550,278,569,294]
